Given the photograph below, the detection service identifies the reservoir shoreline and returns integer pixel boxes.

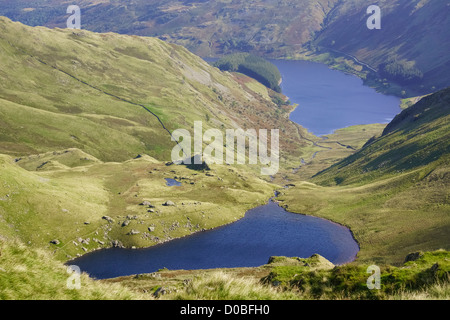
[68,194,359,279]
[67,58,402,278]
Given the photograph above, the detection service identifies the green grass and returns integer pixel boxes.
[0,239,148,300]
[160,271,299,300]
[110,250,450,300]
[0,16,313,169]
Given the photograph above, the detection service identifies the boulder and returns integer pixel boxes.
[163,200,175,206]
[50,239,60,245]
[102,216,114,223]
[111,240,124,248]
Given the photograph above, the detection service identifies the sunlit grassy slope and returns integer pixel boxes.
[0,16,311,165]
[0,17,299,299]
[0,240,149,300]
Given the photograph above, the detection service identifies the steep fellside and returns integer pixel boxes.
[0,16,312,167]
[313,0,450,95]
[312,87,450,186]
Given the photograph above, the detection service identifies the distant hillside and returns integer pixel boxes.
[0,0,337,57]
[0,0,449,95]
[313,0,450,96]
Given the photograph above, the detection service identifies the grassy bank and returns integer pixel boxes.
[0,240,147,300]
[108,250,450,300]
[0,150,277,262]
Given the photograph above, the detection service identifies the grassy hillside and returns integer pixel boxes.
[0,16,314,167]
[1,0,448,95]
[0,17,306,300]
[0,17,307,265]
[277,87,450,264]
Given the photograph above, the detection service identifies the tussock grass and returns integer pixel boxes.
[130,251,450,300]
[391,280,450,300]
[0,240,148,300]
[161,271,299,300]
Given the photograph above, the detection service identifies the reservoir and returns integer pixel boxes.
[70,200,359,279]
[271,60,401,136]
[69,59,400,279]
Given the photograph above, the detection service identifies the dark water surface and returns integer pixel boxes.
[270,60,401,136]
[70,201,359,279]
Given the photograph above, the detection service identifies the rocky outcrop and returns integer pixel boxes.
[102,216,114,223]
